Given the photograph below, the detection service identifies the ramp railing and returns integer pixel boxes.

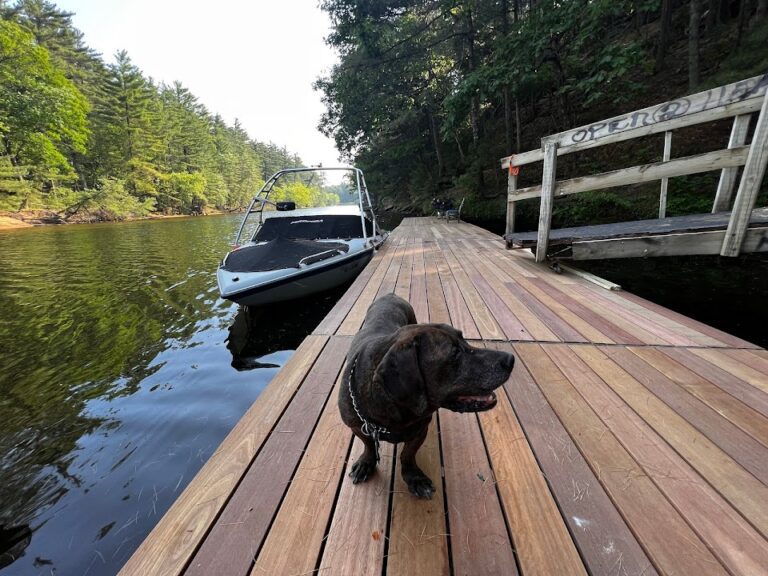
[501,74,768,262]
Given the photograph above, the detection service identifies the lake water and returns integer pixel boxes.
[0,215,349,575]
[1,214,764,575]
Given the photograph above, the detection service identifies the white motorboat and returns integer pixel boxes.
[217,167,387,307]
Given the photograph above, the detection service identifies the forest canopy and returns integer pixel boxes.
[316,0,768,223]
[0,0,320,220]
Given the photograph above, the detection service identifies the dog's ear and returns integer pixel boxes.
[373,332,428,414]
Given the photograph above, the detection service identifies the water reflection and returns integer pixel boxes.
[227,283,350,370]
[0,215,345,575]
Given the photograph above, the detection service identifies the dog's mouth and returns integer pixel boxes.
[443,391,497,413]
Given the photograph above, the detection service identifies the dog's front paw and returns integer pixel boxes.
[403,468,435,499]
[349,457,376,484]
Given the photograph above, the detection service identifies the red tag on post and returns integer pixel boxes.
[508,164,520,176]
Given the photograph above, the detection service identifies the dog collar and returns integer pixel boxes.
[347,354,390,463]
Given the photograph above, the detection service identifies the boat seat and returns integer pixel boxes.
[222,238,349,272]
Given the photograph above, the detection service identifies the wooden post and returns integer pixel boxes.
[712,114,751,212]
[536,142,558,263]
[721,93,768,256]
[506,172,517,239]
[659,131,672,218]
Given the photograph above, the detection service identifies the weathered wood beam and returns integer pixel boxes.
[535,142,558,263]
[659,131,672,218]
[712,114,751,213]
[722,93,768,256]
[508,146,749,202]
[505,172,517,240]
[500,74,768,169]
[572,228,768,260]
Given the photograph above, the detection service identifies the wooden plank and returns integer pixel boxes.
[185,336,350,576]
[314,240,394,335]
[712,114,751,212]
[487,343,656,576]
[689,348,768,394]
[468,254,557,341]
[536,141,558,262]
[617,290,757,348]
[658,131,672,218]
[423,241,451,325]
[530,272,671,348]
[516,344,729,575]
[572,227,768,259]
[337,237,402,336]
[510,146,750,202]
[720,347,768,374]
[440,241,505,340]
[508,208,768,247]
[722,92,768,256]
[557,263,622,290]
[544,344,768,576]
[456,254,533,340]
[571,345,768,537]
[478,382,587,576]
[250,376,352,576]
[433,242,481,339]
[501,74,768,168]
[410,239,429,323]
[662,348,768,419]
[316,440,394,576]
[506,172,517,237]
[527,277,644,344]
[395,239,414,300]
[377,237,408,299]
[605,347,768,482]
[568,284,700,346]
[119,335,329,576]
[386,418,449,576]
[631,347,768,448]
[508,278,603,343]
[439,409,518,576]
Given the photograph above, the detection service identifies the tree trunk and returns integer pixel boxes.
[425,105,444,177]
[501,0,513,155]
[689,0,701,90]
[758,0,767,20]
[656,0,673,71]
[707,0,720,30]
[504,87,514,154]
[466,9,480,145]
[737,0,747,44]
[515,99,521,152]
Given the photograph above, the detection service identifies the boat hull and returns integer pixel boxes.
[218,247,373,307]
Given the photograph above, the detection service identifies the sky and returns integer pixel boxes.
[57,0,344,179]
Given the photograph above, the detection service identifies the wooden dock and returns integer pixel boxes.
[506,207,768,260]
[120,218,768,576]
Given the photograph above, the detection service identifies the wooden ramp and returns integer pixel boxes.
[506,207,768,260]
[120,218,768,576]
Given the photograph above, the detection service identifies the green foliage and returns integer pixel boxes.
[0,0,309,219]
[318,0,767,223]
[0,18,89,186]
[272,181,341,209]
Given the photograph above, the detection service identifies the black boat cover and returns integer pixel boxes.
[222,238,350,272]
[253,215,373,241]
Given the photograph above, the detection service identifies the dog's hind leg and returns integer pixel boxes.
[349,429,378,484]
[400,425,435,499]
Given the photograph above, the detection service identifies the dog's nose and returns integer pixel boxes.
[500,352,515,372]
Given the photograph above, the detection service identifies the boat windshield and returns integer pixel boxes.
[254,215,373,241]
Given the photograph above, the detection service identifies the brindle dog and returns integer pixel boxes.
[338,293,515,499]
